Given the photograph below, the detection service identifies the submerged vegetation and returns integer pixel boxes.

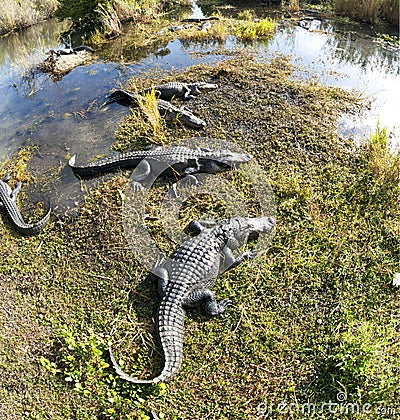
[1,52,398,418]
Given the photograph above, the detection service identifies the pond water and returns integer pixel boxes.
[0,2,398,215]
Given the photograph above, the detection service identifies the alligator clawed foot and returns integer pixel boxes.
[217,298,232,315]
[11,181,22,201]
[242,250,258,260]
[131,181,144,192]
[2,172,11,183]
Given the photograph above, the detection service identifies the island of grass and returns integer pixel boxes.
[0,53,398,419]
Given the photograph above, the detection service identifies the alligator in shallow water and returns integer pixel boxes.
[109,216,276,383]
[140,82,218,101]
[0,173,51,235]
[69,145,252,190]
[105,89,207,128]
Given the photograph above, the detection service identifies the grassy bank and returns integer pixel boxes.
[1,53,399,419]
[0,0,58,36]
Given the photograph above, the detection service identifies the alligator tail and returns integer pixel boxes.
[0,189,50,235]
[68,154,141,178]
[109,301,185,384]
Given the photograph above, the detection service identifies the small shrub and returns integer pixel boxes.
[366,123,399,185]
[235,17,276,41]
[43,325,166,418]
[237,9,256,21]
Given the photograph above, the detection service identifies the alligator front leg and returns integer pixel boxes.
[183,289,232,316]
[182,86,196,101]
[131,159,151,191]
[220,246,257,272]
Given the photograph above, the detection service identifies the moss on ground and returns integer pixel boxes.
[0,53,399,419]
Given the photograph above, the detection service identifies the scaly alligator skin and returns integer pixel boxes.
[141,82,218,101]
[69,145,252,190]
[109,216,276,383]
[157,98,206,128]
[50,45,95,56]
[104,89,206,128]
[0,173,51,235]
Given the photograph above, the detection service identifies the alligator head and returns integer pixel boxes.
[225,216,276,245]
[198,148,252,173]
[165,109,206,129]
[189,82,218,95]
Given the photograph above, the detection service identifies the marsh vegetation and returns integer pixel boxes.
[1,52,398,419]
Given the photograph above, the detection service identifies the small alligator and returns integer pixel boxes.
[51,45,95,56]
[69,145,252,190]
[109,216,276,383]
[140,82,218,101]
[0,173,51,235]
[104,89,207,129]
[157,98,206,128]
[181,16,220,23]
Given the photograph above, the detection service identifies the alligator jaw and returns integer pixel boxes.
[244,216,276,234]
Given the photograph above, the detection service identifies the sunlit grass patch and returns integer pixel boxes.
[234,17,276,41]
[365,123,399,185]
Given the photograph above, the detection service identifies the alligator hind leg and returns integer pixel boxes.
[183,289,232,316]
[2,172,11,183]
[10,181,22,202]
[152,259,169,297]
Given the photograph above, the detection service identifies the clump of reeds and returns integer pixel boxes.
[333,0,399,25]
[0,0,58,35]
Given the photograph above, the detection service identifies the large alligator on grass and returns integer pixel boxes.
[109,216,276,383]
[105,89,207,128]
[140,82,218,101]
[0,173,51,235]
[69,145,252,190]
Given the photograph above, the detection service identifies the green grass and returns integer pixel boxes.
[0,54,399,419]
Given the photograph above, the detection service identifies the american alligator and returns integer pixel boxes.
[140,82,218,101]
[50,45,95,56]
[104,89,207,128]
[157,98,206,128]
[69,145,252,190]
[109,216,276,383]
[0,173,51,235]
[181,16,220,23]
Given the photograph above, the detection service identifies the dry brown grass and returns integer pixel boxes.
[334,0,399,24]
[0,0,58,35]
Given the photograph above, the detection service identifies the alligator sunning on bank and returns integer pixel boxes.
[51,45,95,56]
[140,82,218,101]
[69,145,252,190]
[0,173,51,235]
[181,16,220,23]
[109,216,276,383]
[105,89,207,128]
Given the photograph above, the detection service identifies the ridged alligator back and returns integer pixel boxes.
[110,227,224,383]
[69,146,224,178]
